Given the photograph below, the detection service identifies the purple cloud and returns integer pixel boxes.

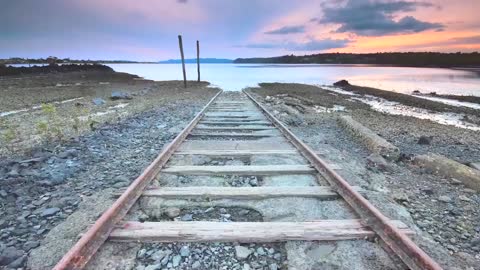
[264,25,305,35]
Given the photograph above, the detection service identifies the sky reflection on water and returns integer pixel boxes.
[108,64,480,96]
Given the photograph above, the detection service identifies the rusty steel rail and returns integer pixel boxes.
[53,90,222,270]
[243,90,442,270]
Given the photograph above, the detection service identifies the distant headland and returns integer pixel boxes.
[233,52,480,67]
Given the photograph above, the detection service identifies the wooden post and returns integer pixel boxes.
[178,35,187,88]
[196,40,200,82]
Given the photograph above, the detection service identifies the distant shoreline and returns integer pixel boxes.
[233,52,480,68]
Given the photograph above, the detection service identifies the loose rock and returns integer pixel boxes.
[333,79,351,87]
[418,136,433,145]
[111,91,132,100]
[0,247,24,266]
[179,246,190,257]
[235,245,252,260]
[92,98,106,105]
[165,207,181,218]
[438,195,452,203]
[171,255,181,267]
[41,207,61,217]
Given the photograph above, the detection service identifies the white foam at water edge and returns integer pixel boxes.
[349,96,480,131]
[413,95,480,110]
[319,85,480,131]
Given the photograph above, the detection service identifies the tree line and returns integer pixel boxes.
[234,52,480,67]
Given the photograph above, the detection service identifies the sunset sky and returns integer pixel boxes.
[1,0,479,61]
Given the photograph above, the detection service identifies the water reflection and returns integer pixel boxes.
[107,64,480,96]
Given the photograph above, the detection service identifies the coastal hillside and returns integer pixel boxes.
[234,52,480,67]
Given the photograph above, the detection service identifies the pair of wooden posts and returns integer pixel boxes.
[178,35,200,88]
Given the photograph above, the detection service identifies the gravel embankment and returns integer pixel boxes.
[248,84,480,270]
[254,83,480,163]
[0,69,213,156]
[0,83,218,269]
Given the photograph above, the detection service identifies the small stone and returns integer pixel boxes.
[165,207,181,218]
[172,255,181,267]
[144,264,161,270]
[392,192,409,203]
[137,249,147,258]
[161,254,170,265]
[0,219,6,229]
[438,195,452,203]
[420,187,434,195]
[243,263,251,270]
[92,98,106,106]
[417,136,433,145]
[7,255,26,268]
[179,245,190,257]
[463,188,476,194]
[111,91,132,100]
[468,162,480,170]
[41,207,61,217]
[269,263,279,270]
[180,214,193,221]
[471,237,480,247]
[235,245,252,260]
[366,153,391,172]
[459,195,471,202]
[23,241,40,251]
[151,250,168,261]
[450,178,462,185]
[191,261,201,269]
[256,247,266,256]
[58,149,78,159]
[0,247,24,265]
[333,80,350,87]
[0,190,7,198]
[191,155,211,165]
[7,169,19,177]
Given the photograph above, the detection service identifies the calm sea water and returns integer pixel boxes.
[108,63,480,95]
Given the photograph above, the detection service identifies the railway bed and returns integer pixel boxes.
[53,91,442,270]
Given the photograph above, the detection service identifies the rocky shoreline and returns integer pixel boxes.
[248,83,480,269]
[0,64,116,77]
[331,80,480,119]
[412,91,480,105]
[0,70,219,269]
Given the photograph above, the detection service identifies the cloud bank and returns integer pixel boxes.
[242,38,352,51]
[264,25,305,35]
[318,0,444,36]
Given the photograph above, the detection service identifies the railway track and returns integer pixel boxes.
[53,91,442,270]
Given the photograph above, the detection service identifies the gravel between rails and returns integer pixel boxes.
[80,91,398,270]
[0,77,218,269]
